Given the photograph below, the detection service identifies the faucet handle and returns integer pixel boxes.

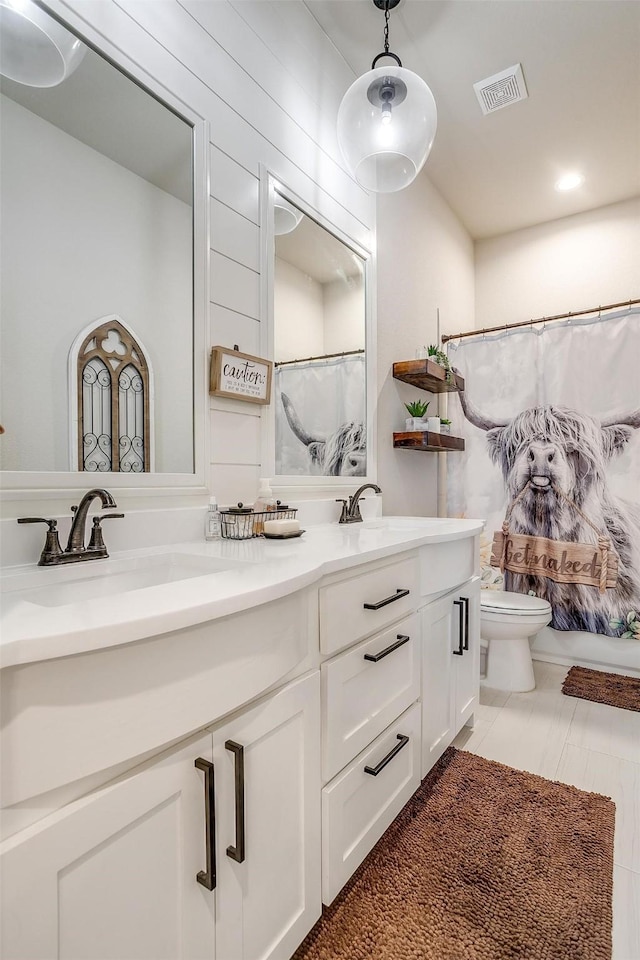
[17,517,58,528]
[17,517,63,565]
[335,499,350,524]
[88,513,124,554]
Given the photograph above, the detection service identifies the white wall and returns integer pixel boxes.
[0,95,192,474]
[376,173,475,517]
[475,197,640,328]
[323,278,365,355]
[274,258,324,362]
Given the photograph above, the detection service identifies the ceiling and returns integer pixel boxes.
[305,0,640,239]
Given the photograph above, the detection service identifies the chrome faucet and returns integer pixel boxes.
[18,488,124,565]
[337,483,382,524]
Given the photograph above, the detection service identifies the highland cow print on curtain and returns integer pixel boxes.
[447,306,640,650]
[275,353,366,477]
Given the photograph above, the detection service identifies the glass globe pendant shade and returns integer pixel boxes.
[337,64,437,193]
[273,195,304,235]
[0,0,87,87]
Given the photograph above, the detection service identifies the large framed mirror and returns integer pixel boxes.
[261,172,376,489]
[0,0,208,497]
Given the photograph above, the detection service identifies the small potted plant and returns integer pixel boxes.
[427,344,455,385]
[404,399,430,431]
[440,417,452,435]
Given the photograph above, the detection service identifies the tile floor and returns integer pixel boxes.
[453,660,640,960]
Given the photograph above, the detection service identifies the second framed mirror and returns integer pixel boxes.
[262,175,376,487]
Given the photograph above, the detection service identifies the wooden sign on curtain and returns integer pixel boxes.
[210,346,273,404]
[490,531,618,590]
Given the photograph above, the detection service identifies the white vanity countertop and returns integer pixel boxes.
[0,518,484,668]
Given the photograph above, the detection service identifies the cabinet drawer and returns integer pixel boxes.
[319,556,418,656]
[322,615,419,783]
[321,701,421,905]
[419,537,476,598]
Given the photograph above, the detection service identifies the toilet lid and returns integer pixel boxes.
[481,590,551,615]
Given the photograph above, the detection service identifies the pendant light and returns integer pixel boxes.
[337,0,437,193]
[0,0,86,88]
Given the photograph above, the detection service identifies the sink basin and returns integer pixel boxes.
[361,516,455,531]
[1,552,243,608]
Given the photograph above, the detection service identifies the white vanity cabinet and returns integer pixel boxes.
[420,578,480,777]
[319,554,422,905]
[1,672,321,960]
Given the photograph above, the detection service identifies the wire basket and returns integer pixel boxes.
[220,505,255,540]
[219,505,298,539]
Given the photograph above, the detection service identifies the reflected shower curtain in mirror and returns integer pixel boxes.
[275,354,366,476]
[447,306,640,642]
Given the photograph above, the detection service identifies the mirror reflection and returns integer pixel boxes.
[274,195,367,477]
[0,6,194,474]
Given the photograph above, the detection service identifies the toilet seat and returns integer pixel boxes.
[480,590,551,617]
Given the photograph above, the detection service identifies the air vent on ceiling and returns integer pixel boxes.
[473,63,528,115]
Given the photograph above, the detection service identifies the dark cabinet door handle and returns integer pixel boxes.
[363,588,410,610]
[461,596,470,650]
[453,600,464,656]
[225,740,245,863]
[364,734,409,776]
[364,634,410,662]
[194,758,216,890]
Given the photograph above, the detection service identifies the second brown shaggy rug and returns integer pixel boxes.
[562,664,640,713]
[294,748,615,960]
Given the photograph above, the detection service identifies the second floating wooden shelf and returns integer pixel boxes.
[393,431,465,452]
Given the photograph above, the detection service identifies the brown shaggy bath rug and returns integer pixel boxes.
[294,747,614,960]
[562,664,640,713]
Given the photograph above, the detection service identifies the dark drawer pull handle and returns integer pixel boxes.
[225,740,245,863]
[461,596,470,650]
[364,634,410,662]
[364,734,409,776]
[363,588,410,611]
[453,599,464,656]
[194,758,216,890]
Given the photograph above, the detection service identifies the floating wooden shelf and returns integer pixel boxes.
[392,358,464,393]
[393,431,465,452]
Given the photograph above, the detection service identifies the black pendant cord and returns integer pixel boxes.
[371,0,403,69]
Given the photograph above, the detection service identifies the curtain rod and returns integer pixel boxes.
[275,348,364,367]
[441,297,640,344]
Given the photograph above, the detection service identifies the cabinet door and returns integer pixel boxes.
[213,672,321,960]
[1,733,216,960]
[454,578,481,729]
[421,593,456,778]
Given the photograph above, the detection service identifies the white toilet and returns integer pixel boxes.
[479,590,553,692]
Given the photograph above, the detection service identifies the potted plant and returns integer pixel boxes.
[440,417,452,435]
[404,399,430,431]
[427,344,455,385]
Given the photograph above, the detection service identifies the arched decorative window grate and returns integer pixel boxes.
[75,318,150,472]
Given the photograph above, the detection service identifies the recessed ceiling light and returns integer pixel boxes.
[555,173,585,192]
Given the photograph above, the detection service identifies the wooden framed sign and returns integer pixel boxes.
[209,346,273,405]
[490,531,618,589]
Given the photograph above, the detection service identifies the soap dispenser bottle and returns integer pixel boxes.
[253,478,276,535]
[205,495,221,541]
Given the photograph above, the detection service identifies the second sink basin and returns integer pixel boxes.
[2,551,243,608]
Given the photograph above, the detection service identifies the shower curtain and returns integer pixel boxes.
[447,306,640,652]
[275,353,365,476]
